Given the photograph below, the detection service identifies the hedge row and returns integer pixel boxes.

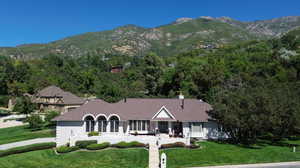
[56,146,79,153]
[75,140,97,149]
[86,142,110,150]
[160,142,199,149]
[56,141,148,154]
[0,142,56,157]
[112,141,147,148]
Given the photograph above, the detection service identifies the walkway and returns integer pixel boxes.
[149,143,159,168]
[0,114,26,129]
[0,138,56,150]
[191,161,300,168]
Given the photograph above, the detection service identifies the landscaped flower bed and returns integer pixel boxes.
[86,142,110,150]
[111,141,147,148]
[55,141,148,154]
[160,142,199,149]
[75,140,97,149]
[56,146,80,153]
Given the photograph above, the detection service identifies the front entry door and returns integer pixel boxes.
[158,121,169,133]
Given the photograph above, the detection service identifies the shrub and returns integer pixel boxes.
[112,141,146,148]
[13,96,37,115]
[0,109,11,116]
[56,146,79,153]
[26,114,44,130]
[160,142,186,149]
[75,140,97,149]
[88,131,100,137]
[190,138,198,144]
[86,142,110,150]
[186,143,200,149]
[0,142,56,157]
[0,95,9,107]
[45,111,60,126]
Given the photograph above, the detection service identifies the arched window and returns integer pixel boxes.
[109,116,119,132]
[97,116,107,132]
[84,116,95,132]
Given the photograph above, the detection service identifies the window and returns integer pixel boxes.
[142,121,146,130]
[129,120,149,131]
[98,116,107,132]
[84,116,95,132]
[137,121,141,131]
[191,122,203,133]
[109,116,119,132]
[133,121,137,130]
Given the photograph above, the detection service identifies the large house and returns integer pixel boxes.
[53,95,224,146]
[34,86,85,113]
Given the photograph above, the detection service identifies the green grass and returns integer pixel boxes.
[0,142,56,157]
[0,126,55,145]
[161,141,300,168]
[0,148,148,168]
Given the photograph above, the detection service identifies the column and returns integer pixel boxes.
[95,120,99,132]
[168,122,172,135]
[107,121,110,133]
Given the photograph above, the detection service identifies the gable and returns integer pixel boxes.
[152,106,175,119]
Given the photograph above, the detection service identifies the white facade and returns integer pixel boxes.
[56,120,224,147]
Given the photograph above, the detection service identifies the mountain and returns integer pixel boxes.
[216,16,300,37]
[1,16,300,59]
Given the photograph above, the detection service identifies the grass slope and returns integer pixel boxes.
[0,148,148,168]
[162,141,300,168]
[0,126,55,145]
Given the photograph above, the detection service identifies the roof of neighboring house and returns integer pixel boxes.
[53,98,212,122]
[35,86,85,105]
[35,86,65,97]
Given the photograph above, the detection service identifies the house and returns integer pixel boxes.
[33,86,86,113]
[53,94,225,146]
[110,65,123,73]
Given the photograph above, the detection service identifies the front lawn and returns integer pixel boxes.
[162,141,300,168]
[0,126,55,145]
[0,148,148,168]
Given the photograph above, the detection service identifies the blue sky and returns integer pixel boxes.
[1,0,300,47]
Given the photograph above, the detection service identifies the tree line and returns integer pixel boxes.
[0,31,299,144]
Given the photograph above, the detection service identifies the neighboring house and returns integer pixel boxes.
[110,65,123,73]
[53,95,224,146]
[33,86,85,113]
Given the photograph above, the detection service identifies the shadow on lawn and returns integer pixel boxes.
[209,137,300,150]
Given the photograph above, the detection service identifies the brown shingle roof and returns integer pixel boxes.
[53,98,212,122]
[35,86,85,105]
[36,86,66,97]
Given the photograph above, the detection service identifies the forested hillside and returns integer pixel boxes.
[0,27,300,144]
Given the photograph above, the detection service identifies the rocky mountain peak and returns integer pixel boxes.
[174,17,193,24]
[199,16,215,20]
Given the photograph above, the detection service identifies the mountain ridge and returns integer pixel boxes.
[1,16,300,59]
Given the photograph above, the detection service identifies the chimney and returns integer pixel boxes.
[179,92,184,109]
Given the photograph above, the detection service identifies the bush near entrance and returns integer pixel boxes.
[56,146,79,154]
[86,142,110,150]
[75,140,97,149]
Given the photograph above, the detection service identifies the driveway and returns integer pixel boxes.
[191,162,300,168]
[0,114,26,129]
[0,138,56,150]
